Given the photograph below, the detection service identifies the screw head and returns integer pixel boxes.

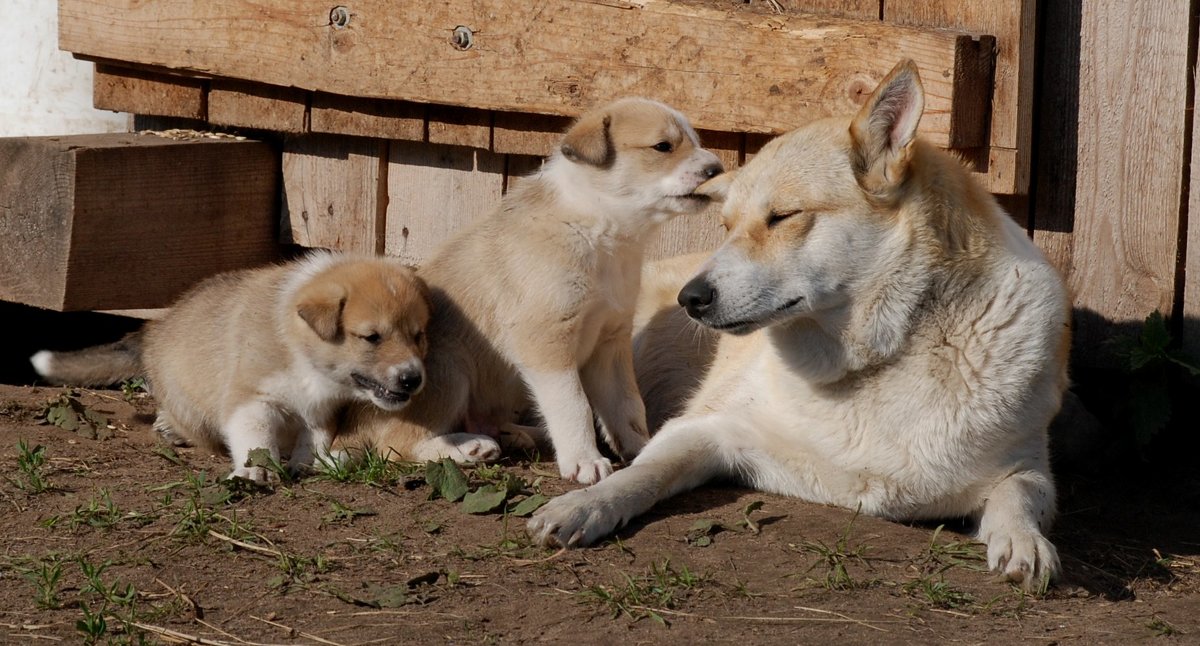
[330,6,351,29]
[451,25,474,50]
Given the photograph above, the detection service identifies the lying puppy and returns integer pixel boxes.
[335,97,724,483]
[529,60,1071,590]
[32,251,431,482]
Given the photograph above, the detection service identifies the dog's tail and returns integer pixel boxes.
[30,330,145,386]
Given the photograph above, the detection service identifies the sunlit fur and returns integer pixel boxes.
[31,251,431,482]
[335,98,723,483]
[529,61,1071,590]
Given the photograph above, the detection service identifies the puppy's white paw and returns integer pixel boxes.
[559,456,613,484]
[227,466,276,484]
[413,433,502,464]
[981,525,1059,589]
[527,487,626,547]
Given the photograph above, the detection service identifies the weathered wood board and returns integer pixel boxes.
[0,133,281,311]
[282,134,388,254]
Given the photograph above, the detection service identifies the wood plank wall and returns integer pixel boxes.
[77,0,1200,359]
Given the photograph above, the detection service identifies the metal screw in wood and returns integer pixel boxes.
[451,26,473,50]
[330,6,351,29]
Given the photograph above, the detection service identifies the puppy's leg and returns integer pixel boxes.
[527,413,734,546]
[975,467,1059,590]
[223,402,285,484]
[289,422,335,476]
[522,368,610,484]
[412,433,502,463]
[582,337,649,462]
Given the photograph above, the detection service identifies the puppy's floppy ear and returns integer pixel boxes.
[560,111,613,167]
[849,59,925,200]
[693,169,737,202]
[296,282,347,342]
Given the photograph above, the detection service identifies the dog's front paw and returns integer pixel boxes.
[527,487,625,547]
[227,466,277,485]
[980,525,1059,590]
[413,433,502,464]
[559,455,613,484]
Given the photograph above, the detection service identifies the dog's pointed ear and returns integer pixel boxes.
[296,282,347,342]
[693,169,738,201]
[849,59,925,198]
[560,111,614,167]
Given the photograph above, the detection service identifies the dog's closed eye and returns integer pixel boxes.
[651,141,674,153]
[767,210,802,228]
[355,332,382,345]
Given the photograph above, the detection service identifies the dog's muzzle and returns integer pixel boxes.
[352,370,423,407]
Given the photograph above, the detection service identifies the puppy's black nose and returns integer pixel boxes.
[702,162,724,179]
[398,370,423,393]
[678,275,717,317]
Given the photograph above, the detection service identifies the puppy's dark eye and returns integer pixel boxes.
[413,331,425,345]
[767,210,801,228]
[651,141,674,153]
[357,332,382,345]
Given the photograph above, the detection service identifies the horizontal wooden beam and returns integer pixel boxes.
[0,133,281,311]
[58,0,990,149]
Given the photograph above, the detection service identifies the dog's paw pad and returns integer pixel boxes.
[462,437,502,462]
[561,457,613,484]
[527,488,622,548]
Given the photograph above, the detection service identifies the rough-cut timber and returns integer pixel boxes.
[93,64,206,121]
[282,134,388,254]
[57,0,989,150]
[0,134,280,311]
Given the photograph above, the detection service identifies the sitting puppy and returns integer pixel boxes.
[32,251,431,482]
[528,60,1070,590]
[336,97,724,483]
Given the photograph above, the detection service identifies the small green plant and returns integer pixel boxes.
[1110,310,1200,453]
[19,558,64,610]
[1147,615,1180,637]
[322,500,377,526]
[39,390,111,440]
[903,576,975,609]
[120,377,148,402]
[10,439,54,493]
[76,557,147,645]
[76,603,108,645]
[793,509,875,590]
[316,447,420,486]
[580,560,704,625]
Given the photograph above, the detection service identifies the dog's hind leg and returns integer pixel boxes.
[582,337,649,463]
[975,466,1059,590]
[527,413,737,547]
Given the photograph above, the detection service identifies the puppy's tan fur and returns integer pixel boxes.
[529,61,1071,590]
[33,252,431,482]
[336,97,723,483]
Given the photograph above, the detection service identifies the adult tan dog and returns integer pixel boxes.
[335,97,724,483]
[32,251,432,482]
[528,60,1071,589]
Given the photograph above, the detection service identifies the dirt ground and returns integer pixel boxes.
[0,384,1196,645]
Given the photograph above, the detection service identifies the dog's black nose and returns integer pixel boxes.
[702,162,724,179]
[398,370,423,393]
[678,275,717,317]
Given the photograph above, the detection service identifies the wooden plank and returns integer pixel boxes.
[58,0,987,149]
[1066,0,1189,360]
[384,141,505,266]
[493,112,573,157]
[310,93,424,141]
[281,134,388,254]
[767,1,879,20]
[427,106,492,150]
[884,0,1035,192]
[93,64,206,120]
[209,79,307,133]
[1184,66,1200,357]
[0,133,280,311]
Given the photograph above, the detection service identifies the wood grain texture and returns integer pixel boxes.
[311,93,425,141]
[282,134,388,254]
[0,134,280,311]
[384,141,505,266]
[884,0,1034,193]
[1184,68,1200,357]
[493,112,573,157]
[1068,0,1189,355]
[209,79,307,132]
[427,106,492,150]
[766,0,879,20]
[58,0,982,148]
[93,64,206,120]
